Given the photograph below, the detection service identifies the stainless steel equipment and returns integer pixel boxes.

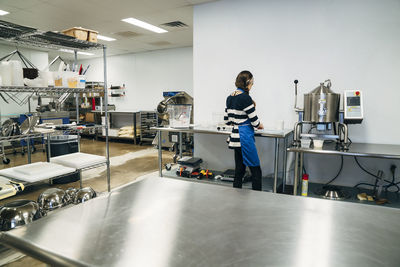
[293,79,362,150]
[37,188,67,213]
[303,80,340,123]
[0,199,42,231]
[65,187,78,204]
[316,185,348,200]
[2,177,400,266]
[153,91,194,159]
[74,187,96,204]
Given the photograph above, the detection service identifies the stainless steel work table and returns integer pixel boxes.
[288,142,400,195]
[152,126,293,193]
[1,177,400,266]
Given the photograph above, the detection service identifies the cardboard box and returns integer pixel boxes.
[87,31,98,43]
[62,27,88,41]
[62,27,98,42]
[85,112,95,123]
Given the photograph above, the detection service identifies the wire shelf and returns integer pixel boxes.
[0,20,104,51]
[0,86,105,94]
[0,125,105,143]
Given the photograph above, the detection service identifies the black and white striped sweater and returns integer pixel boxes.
[224,90,260,148]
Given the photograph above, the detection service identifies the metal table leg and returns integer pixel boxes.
[27,137,31,164]
[273,137,279,193]
[282,136,288,193]
[158,130,162,177]
[299,152,304,181]
[179,132,183,159]
[47,133,51,162]
[293,152,299,195]
[79,170,82,189]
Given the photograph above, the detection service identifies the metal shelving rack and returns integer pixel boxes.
[0,20,111,192]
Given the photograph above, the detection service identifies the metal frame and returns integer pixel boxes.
[288,143,400,195]
[153,126,293,193]
[0,20,111,192]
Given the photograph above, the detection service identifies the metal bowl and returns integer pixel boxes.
[37,188,67,212]
[65,187,78,204]
[74,187,96,204]
[317,185,348,200]
[0,199,42,231]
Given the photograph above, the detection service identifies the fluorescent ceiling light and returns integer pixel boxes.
[97,35,116,41]
[0,9,9,16]
[121,17,167,33]
[59,49,94,56]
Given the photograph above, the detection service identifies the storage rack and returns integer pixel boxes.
[139,111,158,144]
[0,20,111,192]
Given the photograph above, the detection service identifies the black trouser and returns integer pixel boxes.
[233,147,262,191]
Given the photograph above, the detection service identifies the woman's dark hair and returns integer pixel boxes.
[235,70,253,91]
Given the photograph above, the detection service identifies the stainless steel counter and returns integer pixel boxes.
[152,126,293,193]
[151,126,293,138]
[288,142,400,159]
[1,177,400,266]
[288,142,400,195]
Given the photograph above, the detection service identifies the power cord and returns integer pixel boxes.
[325,155,344,185]
[353,157,400,192]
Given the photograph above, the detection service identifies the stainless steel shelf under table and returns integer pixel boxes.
[152,126,293,193]
[288,142,400,195]
[1,177,400,266]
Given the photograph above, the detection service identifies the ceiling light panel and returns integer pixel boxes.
[121,17,167,33]
[97,35,116,41]
[59,49,94,56]
[0,9,9,16]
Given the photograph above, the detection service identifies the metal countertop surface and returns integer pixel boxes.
[152,126,293,138]
[1,177,400,267]
[288,142,400,159]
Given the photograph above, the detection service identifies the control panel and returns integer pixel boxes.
[344,90,363,124]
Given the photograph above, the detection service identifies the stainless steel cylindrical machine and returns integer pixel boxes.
[303,80,340,123]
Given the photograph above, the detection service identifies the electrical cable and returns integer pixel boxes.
[325,155,344,185]
[353,157,400,192]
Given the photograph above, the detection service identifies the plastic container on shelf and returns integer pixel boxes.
[10,60,24,86]
[301,174,309,196]
[168,104,192,128]
[39,70,55,87]
[0,61,13,86]
[300,138,312,148]
[78,75,86,88]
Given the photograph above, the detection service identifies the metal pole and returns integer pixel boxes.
[74,50,79,124]
[282,136,288,193]
[27,137,31,164]
[47,133,51,162]
[179,132,183,159]
[133,112,137,145]
[299,152,304,181]
[79,170,82,189]
[273,138,279,193]
[158,130,162,177]
[293,152,299,195]
[103,46,111,192]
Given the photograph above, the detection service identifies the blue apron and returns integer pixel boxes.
[237,88,260,167]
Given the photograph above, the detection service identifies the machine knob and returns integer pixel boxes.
[294,80,298,84]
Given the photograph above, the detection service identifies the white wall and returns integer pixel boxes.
[81,47,193,111]
[193,0,400,186]
[0,44,48,119]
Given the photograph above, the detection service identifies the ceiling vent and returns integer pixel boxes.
[148,41,171,46]
[161,21,189,28]
[113,31,141,38]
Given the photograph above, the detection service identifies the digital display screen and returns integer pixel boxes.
[347,97,360,106]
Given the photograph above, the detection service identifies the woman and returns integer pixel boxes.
[224,70,264,190]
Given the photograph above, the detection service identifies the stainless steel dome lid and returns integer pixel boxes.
[37,188,66,211]
[303,79,340,123]
[0,199,42,231]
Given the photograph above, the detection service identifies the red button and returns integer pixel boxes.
[356,91,360,96]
